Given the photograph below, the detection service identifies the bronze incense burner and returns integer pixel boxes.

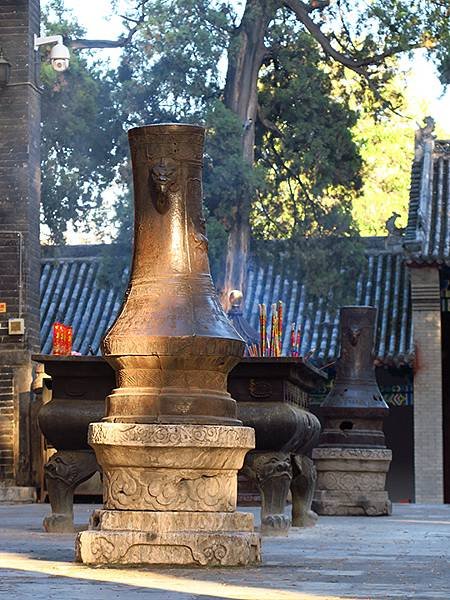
[318,306,389,448]
[76,124,259,567]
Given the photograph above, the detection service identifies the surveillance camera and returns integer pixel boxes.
[50,41,70,72]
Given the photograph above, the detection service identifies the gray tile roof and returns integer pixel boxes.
[405,139,450,263]
[40,246,126,355]
[39,243,413,366]
[243,248,412,367]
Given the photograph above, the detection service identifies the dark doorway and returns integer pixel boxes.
[384,406,414,502]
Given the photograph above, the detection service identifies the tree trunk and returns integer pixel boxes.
[221,0,278,309]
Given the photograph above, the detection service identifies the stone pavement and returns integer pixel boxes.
[0,503,449,599]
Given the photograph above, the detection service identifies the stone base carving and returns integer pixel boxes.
[291,455,318,527]
[76,510,260,566]
[76,423,261,566]
[312,447,392,516]
[243,451,292,536]
[44,450,99,533]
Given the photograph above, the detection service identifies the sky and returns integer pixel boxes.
[53,0,450,133]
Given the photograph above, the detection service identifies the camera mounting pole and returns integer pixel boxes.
[34,34,63,51]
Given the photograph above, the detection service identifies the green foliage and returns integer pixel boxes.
[253,21,362,237]
[322,0,450,75]
[352,110,414,235]
[248,17,364,300]
[203,101,257,225]
[350,71,450,236]
[40,2,125,243]
[40,0,450,304]
[115,0,230,126]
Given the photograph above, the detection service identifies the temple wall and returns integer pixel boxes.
[0,0,41,488]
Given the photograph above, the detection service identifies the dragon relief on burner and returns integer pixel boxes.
[149,157,180,214]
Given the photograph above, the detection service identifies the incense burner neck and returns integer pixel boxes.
[130,125,209,282]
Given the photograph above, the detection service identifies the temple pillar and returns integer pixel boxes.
[410,266,444,503]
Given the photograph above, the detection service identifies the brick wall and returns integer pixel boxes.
[0,0,41,486]
[0,367,14,481]
[410,266,444,503]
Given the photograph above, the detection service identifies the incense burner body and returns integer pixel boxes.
[35,356,110,533]
[77,124,260,567]
[102,125,243,426]
[229,358,324,534]
[312,306,392,516]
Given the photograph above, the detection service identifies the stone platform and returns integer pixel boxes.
[76,423,260,566]
[0,503,450,599]
[312,447,392,516]
[76,510,260,566]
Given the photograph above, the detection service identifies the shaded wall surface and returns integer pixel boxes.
[0,0,41,487]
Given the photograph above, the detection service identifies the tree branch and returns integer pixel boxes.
[70,1,147,50]
[70,37,133,49]
[307,0,330,13]
[283,0,419,73]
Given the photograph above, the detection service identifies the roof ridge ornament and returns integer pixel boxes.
[414,116,435,163]
[385,212,404,252]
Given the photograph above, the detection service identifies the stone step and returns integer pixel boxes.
[0,485,36,503]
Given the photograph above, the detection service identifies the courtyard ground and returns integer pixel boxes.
[0,503,448,599]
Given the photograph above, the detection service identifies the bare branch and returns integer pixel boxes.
[70,1,148,50]
[283,0,419,72]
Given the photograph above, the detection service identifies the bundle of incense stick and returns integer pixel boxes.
[277,300,283,357]
[256,301,288,357]
[246,343,259,357]
[259,303,267,357]
[269,304,276,357]
[268,301,283,357]
[290,323,302,357]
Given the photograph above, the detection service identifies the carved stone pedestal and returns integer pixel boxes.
[312,447,392,516]
[76,423,260,566]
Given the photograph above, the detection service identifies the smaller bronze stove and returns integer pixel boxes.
[317,306,389,448]
[312,306,392,516]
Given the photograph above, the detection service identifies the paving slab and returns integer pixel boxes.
[0,503,449,599]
